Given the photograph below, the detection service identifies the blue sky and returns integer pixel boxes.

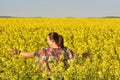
[0,0,120,17]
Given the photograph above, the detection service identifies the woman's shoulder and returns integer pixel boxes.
[63,47,73,52]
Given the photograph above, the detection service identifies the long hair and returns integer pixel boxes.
[48,32,64,48]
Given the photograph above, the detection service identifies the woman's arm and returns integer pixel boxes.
[20,52,34,58]
[9,49,35,58]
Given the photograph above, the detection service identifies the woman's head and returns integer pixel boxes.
[47,32,64,48]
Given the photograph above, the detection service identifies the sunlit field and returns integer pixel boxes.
[0,18,120,80]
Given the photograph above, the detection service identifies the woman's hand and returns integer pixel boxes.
[9,49,21,55]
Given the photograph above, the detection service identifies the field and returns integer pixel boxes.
[0,18,120,80]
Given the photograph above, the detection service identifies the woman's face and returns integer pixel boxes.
[47,36,54,46]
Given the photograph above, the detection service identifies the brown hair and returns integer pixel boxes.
[48,32,64,48]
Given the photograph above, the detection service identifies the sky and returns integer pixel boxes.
[0,0,120,17]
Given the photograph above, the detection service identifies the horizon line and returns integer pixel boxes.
[0,16,120,18]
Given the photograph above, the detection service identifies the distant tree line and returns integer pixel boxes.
[0,16,120,18]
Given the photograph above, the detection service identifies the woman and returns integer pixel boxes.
[9,32,74,72]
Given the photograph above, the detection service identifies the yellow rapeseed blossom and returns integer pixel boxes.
[0,18,120,80]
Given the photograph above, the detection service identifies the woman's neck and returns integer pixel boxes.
[49,44,59,48]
